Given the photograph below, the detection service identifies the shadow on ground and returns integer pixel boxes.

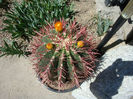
[90,58,133,99]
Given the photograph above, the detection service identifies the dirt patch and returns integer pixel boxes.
[73,0,96,25]
[73,0,101,46]
[0,0,12,46]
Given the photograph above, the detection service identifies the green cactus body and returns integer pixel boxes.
[30,19,98,91]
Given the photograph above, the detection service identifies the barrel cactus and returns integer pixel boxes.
[30,19,98,91]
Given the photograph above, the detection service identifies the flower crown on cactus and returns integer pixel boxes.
[30,19,98,91]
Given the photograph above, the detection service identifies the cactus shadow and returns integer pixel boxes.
[90,58,133,99]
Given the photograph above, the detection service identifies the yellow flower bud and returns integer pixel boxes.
[54,21,63,32]
[77,41,84,48]
[46,43,53,50]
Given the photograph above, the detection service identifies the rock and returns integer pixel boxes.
[72,45,133,99]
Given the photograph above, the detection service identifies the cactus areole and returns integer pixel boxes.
[30,20,98,91]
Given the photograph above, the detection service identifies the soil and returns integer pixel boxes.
[0,0,12,46]
[73,0,96,25]
[74,0,101,42]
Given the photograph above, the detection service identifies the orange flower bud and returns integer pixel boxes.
[77,41,84,48]
[46,43,53,50]
[54,21,63,32]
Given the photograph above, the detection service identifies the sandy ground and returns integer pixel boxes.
[0,56,75,99]
[73,0,96,25]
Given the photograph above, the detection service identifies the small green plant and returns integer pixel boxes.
[94,13,112,36]
[0,40,31,57]
[3,0,74,40]
[30,19,98,91]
